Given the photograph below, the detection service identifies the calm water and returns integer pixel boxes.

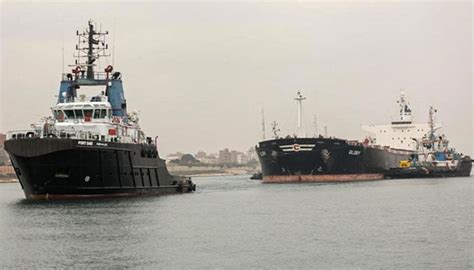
[0,174,472,269]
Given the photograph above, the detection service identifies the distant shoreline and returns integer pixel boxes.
[0,177,18,183]
[167,164,257,177]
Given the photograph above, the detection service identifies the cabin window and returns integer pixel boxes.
[64,110,75,119]
[54,110,65,121]
[75,110,84,118]
[93,109,107,118]
[84,109,93,118]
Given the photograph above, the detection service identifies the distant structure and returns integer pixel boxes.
[218,148,232,164]
[167,148,258,166]
[247,147,257,162]
[0,133,7,166]
[0,133,5,147]
[194,151,218,164]
[165,152,185,163]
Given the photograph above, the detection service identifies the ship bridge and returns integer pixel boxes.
[58,20,127,120]
[362,92,440,151]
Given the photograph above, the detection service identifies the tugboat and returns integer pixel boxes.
[4,21,196,199]
[256,92,384,183]
[384,106,472,178]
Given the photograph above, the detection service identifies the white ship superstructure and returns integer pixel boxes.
[362,92,439,151]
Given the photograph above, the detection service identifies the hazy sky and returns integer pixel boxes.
[1,1,472,156]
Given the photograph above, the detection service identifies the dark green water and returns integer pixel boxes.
[0,175,472,269]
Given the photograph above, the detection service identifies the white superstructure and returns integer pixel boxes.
[8,92,143,144]
[362,92,440,151]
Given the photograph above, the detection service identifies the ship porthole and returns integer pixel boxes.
[84,176,91,182]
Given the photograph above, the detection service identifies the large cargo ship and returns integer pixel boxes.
[362,93,471,178]
[256,92,384,183]
[4,21,195,200]
[256,92,471,183]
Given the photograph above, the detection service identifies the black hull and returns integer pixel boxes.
[256,138,386,182]
[363,147,413,172]
[5,138,195,200]
[256,138,471,182]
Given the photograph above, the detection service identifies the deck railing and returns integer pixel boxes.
[7,129,119,142]
[61,71,114,81]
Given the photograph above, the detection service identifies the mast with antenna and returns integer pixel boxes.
[73,20,110,79]
[428,106,437,141]
[261,108,266,141]
[313,114,318,136]
[295,91,306,137]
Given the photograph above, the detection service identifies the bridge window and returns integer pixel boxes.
[64,110,75,119]
[75,110,84,118]
[93,109,107,119]
[84,109,93,118]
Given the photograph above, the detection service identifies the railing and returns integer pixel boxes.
[8,129,115,141]
[6,130,35,140]
[7,129,140,144]
[61,71,119,81]
[59,94,108,104]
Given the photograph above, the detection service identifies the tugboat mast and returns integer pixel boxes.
[428,106,437,143]
[73,20,110,79]
[86,22,95,79]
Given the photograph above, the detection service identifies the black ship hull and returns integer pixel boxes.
[5,138,195,200]
[256,138,385,183]
[362,146,421,175]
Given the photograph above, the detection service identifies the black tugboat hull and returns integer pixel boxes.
[385,158,472,179]
[5,138,195,200]
[256,138,385,183]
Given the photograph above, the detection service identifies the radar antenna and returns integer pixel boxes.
[72,20,110,79]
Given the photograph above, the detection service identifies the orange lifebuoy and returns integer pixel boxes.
[104,65,113,73]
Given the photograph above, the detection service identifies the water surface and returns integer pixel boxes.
[0,175,472,269]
